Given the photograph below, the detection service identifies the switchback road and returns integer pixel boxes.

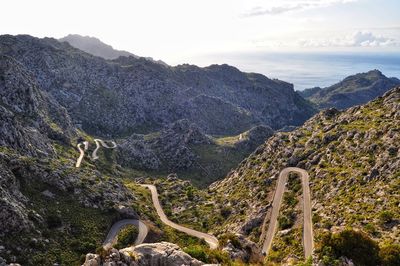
[141,184,219,249]
[103,219,148,249]
[262,167,314,258]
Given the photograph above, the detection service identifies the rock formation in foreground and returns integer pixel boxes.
[82,242,204,266]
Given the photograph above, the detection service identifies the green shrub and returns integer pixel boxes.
[379,211,394,224]
[46,212,62,228]
[184,245,230,264]
[113,225,138,249]
[184,245,209,262]
[278,209,296,230]
[219,233,242,249]
[380,244,400,266]
[220,206,232,219]
[317,229,380,266]
[283,192,298,207]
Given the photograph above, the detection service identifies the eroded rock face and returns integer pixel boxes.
[82,242,204,266]
[118,119,210,170]
[0,55,75,157]
[221,234,262,263]
[0,35,316,137]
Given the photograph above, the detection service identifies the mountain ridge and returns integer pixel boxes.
[300,69,400,109]
[0,34,316,137]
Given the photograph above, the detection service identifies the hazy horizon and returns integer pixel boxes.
[1,0,399,60]
[1,0,399,90]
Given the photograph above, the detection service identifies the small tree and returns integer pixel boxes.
[114,225,138,249]
[317,229,380,266]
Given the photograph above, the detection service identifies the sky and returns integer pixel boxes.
[1,0,399,65]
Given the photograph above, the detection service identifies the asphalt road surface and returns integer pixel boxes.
[262,167,314,258]
[103,219,148,248]
[75,139,116,167]
[141,184,219,249]
[92,139,117,160]
[75,141,88,168]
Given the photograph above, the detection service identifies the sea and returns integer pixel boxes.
[192,52,400,91]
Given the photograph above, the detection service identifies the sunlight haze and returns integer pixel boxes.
[1,0,399,64]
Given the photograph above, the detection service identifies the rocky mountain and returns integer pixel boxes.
[59,34,136,60]
[0,54,143,265]
[160,87,400,265]
[0,35,275,265]
[118,119,273,186]
[0,55,75,156]
[0,34,316,137]
[59,34,166,65]
[300,70,400,110]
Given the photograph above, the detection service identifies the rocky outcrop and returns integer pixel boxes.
[207,87,400,263]
[234,125,274,152]
[0,55,75,157]
[118,119,210,170]
[0,34,316,137]
[221,234,262,263]
[300,70,400,109]
[82,242,204,266]
[118,120,273,185]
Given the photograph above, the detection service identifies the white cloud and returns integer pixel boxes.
[298,31,400,47]
[243,0,358,17]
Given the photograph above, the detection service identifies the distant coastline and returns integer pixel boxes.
[192,51,400,90]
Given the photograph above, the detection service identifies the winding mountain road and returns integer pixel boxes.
[262,167,314,258]
[92,139,117,160]
[103,219,149,248]
[75,139,116,167]
[141,184,219,249]
[75,141,89,168]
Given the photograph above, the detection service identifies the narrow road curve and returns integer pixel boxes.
[262,167,314,258]
[75,141,89,168]
[75,139,116,167]
[141,184,219,249]
[92,139,117,160]
[103,219,149,249]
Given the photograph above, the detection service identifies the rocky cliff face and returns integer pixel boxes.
[0,55,75,156]
[0,55,143,265]
[118,120,273,186]
[0,34,316,137]
[300,70,400,109]
[118,119,211,171]
[208,86,400,263]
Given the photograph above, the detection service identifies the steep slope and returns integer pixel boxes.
[159,87,400,264]
[0,34,316,137]
[211,86,400,263]
[0,55,75,156]
[300,70,400,109]
[0,53,242,266]
[0,55,147,265]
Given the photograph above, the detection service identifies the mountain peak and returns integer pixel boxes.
[59,34,135,60]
